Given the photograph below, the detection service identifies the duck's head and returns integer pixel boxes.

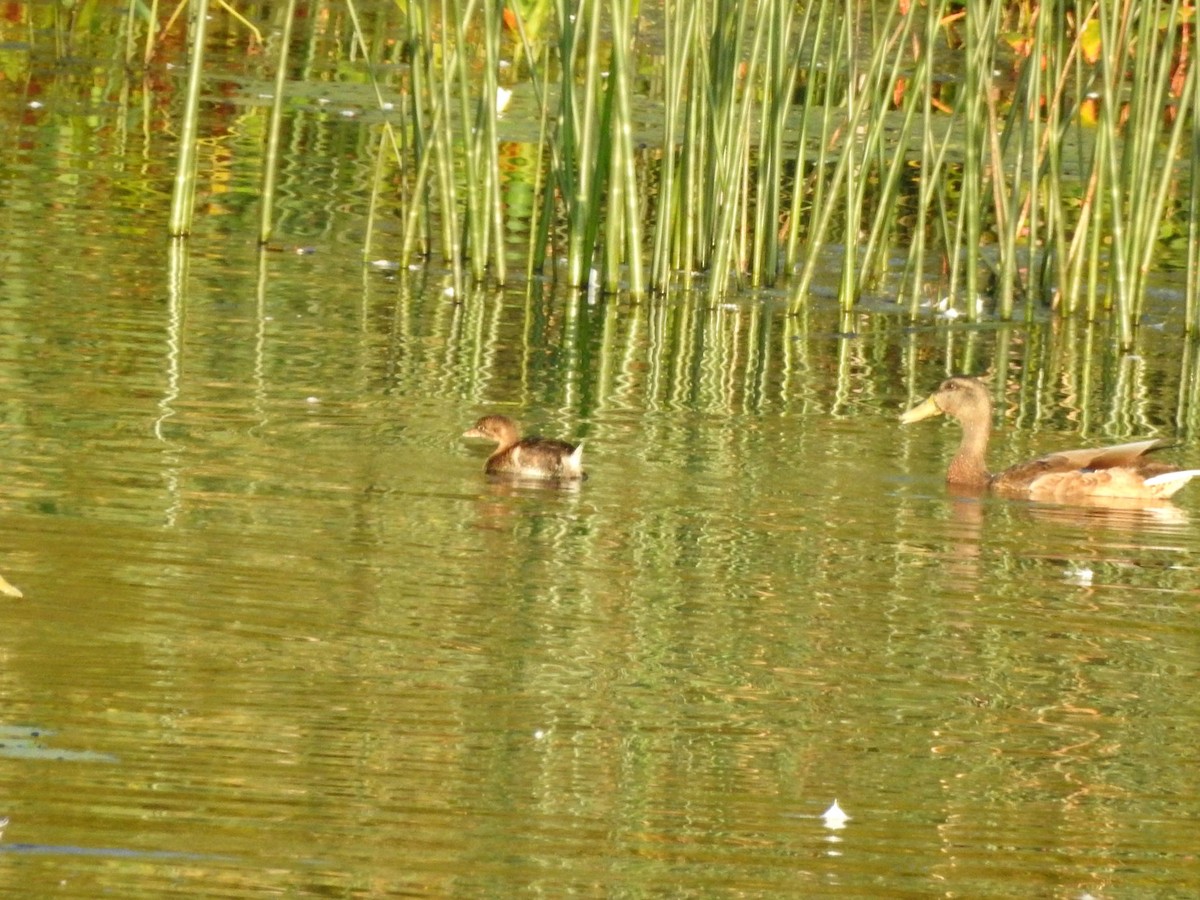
[900,376,992,427]
[463,414,520,445]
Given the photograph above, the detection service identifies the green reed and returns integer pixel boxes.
[1189,50,1200,334]
[900,1,942,317]
[449,0,498,284]
[1036,7,1073,313]
[847,5,921,303]
[958,3,992,320]
[1083,0,1193,346]
[561,0,603,288]
[404,0,437,262]
[133,0,1200,339]
[609,0,643,296]
[167,0,209,238]
[1128,3,1192,318]
[526,52,556,281]
[648,0,696,290]
[395,0,463,293]
[704,0,758,304]
[258,0,299,245]
[791,1,917,312]
[750,0,797,288]
[663,0,703,285]
[783,0,831,272]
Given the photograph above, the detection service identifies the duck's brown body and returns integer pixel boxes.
[463,414,585,480]
[900,376,1200,502]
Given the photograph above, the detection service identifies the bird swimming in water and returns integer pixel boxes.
[463,414,585,480]
[900,376,1200,502]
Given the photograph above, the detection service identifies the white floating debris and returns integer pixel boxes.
[340,108,358,118]
[532,729,547,740]
[442,286,456,299]
[1065,565,1094,586]
[306,396,320,405]
[28,100,43,109]
[370,259,400,271]
[496,86,513,114]
[939,307,961,320]
[822,799,849,830]
[586,267,600,305]
[380,101,395,111]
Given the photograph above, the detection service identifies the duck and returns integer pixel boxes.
[463,414,585,480]
[899,375,1200,502]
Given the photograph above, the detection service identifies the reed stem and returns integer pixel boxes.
[167,0,210,237]
[258,0,298,245]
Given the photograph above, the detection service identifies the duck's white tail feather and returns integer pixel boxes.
[566,442,584,473]
[1144,469,1200,491]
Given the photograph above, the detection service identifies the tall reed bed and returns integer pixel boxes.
[362,1,1193,337]
[64,0,1193,342]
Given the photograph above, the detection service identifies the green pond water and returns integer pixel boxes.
[1,6,1199,898]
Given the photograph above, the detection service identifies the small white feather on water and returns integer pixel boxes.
[821,799,849,830]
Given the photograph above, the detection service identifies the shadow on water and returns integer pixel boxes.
[0,843,236,863]
[0,726,119,763]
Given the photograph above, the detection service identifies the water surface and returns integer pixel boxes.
[1,10,1199,899]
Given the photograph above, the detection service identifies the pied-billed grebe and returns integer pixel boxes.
[900,375,1200,501]
[463,414,585,480]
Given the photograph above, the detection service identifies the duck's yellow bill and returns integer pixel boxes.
[899,395,943,425]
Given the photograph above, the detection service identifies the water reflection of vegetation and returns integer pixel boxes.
[383,280,1200,447]
[7,1,1200,347]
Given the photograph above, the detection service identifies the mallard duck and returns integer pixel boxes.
[463,414,585,480]
[900,376,1200,501]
